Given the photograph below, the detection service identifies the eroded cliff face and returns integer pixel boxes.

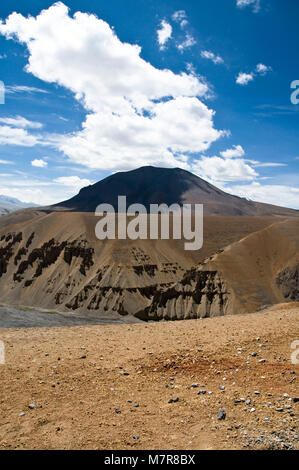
[0,227,234,320]
[0,227,188,318]
[276,265,299,301]
[134,269,232,321]
[0,213,298,321]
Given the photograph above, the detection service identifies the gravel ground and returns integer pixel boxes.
[0,303,298,450]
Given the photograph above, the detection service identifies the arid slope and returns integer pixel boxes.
[147,218,299,320]
[0,303,298,450]
[0,210,287,318]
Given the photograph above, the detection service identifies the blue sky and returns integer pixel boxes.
[0,0,298,208]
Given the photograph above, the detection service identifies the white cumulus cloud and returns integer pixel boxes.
[201,50,224,65]
[0,3,224,171]
[236,72,254,86]
[172,10,188,28]
[31,159,48,168]
[157,20,172,50]
[0,126,39,146]
[220,145,245,158]
[0,115,43,129]
[177,33,196,52]
[256,63,271,75]
[227,182,299,209]
[54,175,92,190]
[192,155,258,182]
[236,0,261,13]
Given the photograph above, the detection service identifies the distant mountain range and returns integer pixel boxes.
[0,195,37,216]
[55,166,298,217]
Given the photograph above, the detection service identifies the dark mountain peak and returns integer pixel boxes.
[54,166,298,217]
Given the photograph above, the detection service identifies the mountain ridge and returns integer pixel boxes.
[53,166,299,217]
[0,195,37,216]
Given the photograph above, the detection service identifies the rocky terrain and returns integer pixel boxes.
[0,303,298,450]
[0,210,296,320]
[143,218,299,320]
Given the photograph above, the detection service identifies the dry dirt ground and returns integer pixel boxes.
[0,303,298,450]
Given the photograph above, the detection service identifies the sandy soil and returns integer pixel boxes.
[0,303,298,450]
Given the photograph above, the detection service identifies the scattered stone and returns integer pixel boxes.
[276,408,284,412]
[168,397,179,403]
[246,399,251,405]
[19,412,25,417]
[134,403,139,408]
[198,390,207,395]
[191,383,199,388]
[133,435,139,441]
[80,355,86,359]
[28,403,36,409]
[258,359,266,363]
[250,352,258,357]
[292,397,299,403]
[217,409,226,420]
[220,385,225,391]
[115,408,121,414]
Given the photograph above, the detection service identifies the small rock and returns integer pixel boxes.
[115,408,121,414]
[168,397,179,403]
[19,412,25,417]
[133,435,139,441]
[191,383,199,388]
[246,399,251,405]
[217,409,226,420]
[28,403,36,409]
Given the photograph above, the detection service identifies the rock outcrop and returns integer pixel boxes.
[0,210,298,321]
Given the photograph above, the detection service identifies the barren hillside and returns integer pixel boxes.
[0,210,289,318]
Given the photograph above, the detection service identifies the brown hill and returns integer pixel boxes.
[143,218,299,321]
[0,209,288,319]
[53,166,299,217]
